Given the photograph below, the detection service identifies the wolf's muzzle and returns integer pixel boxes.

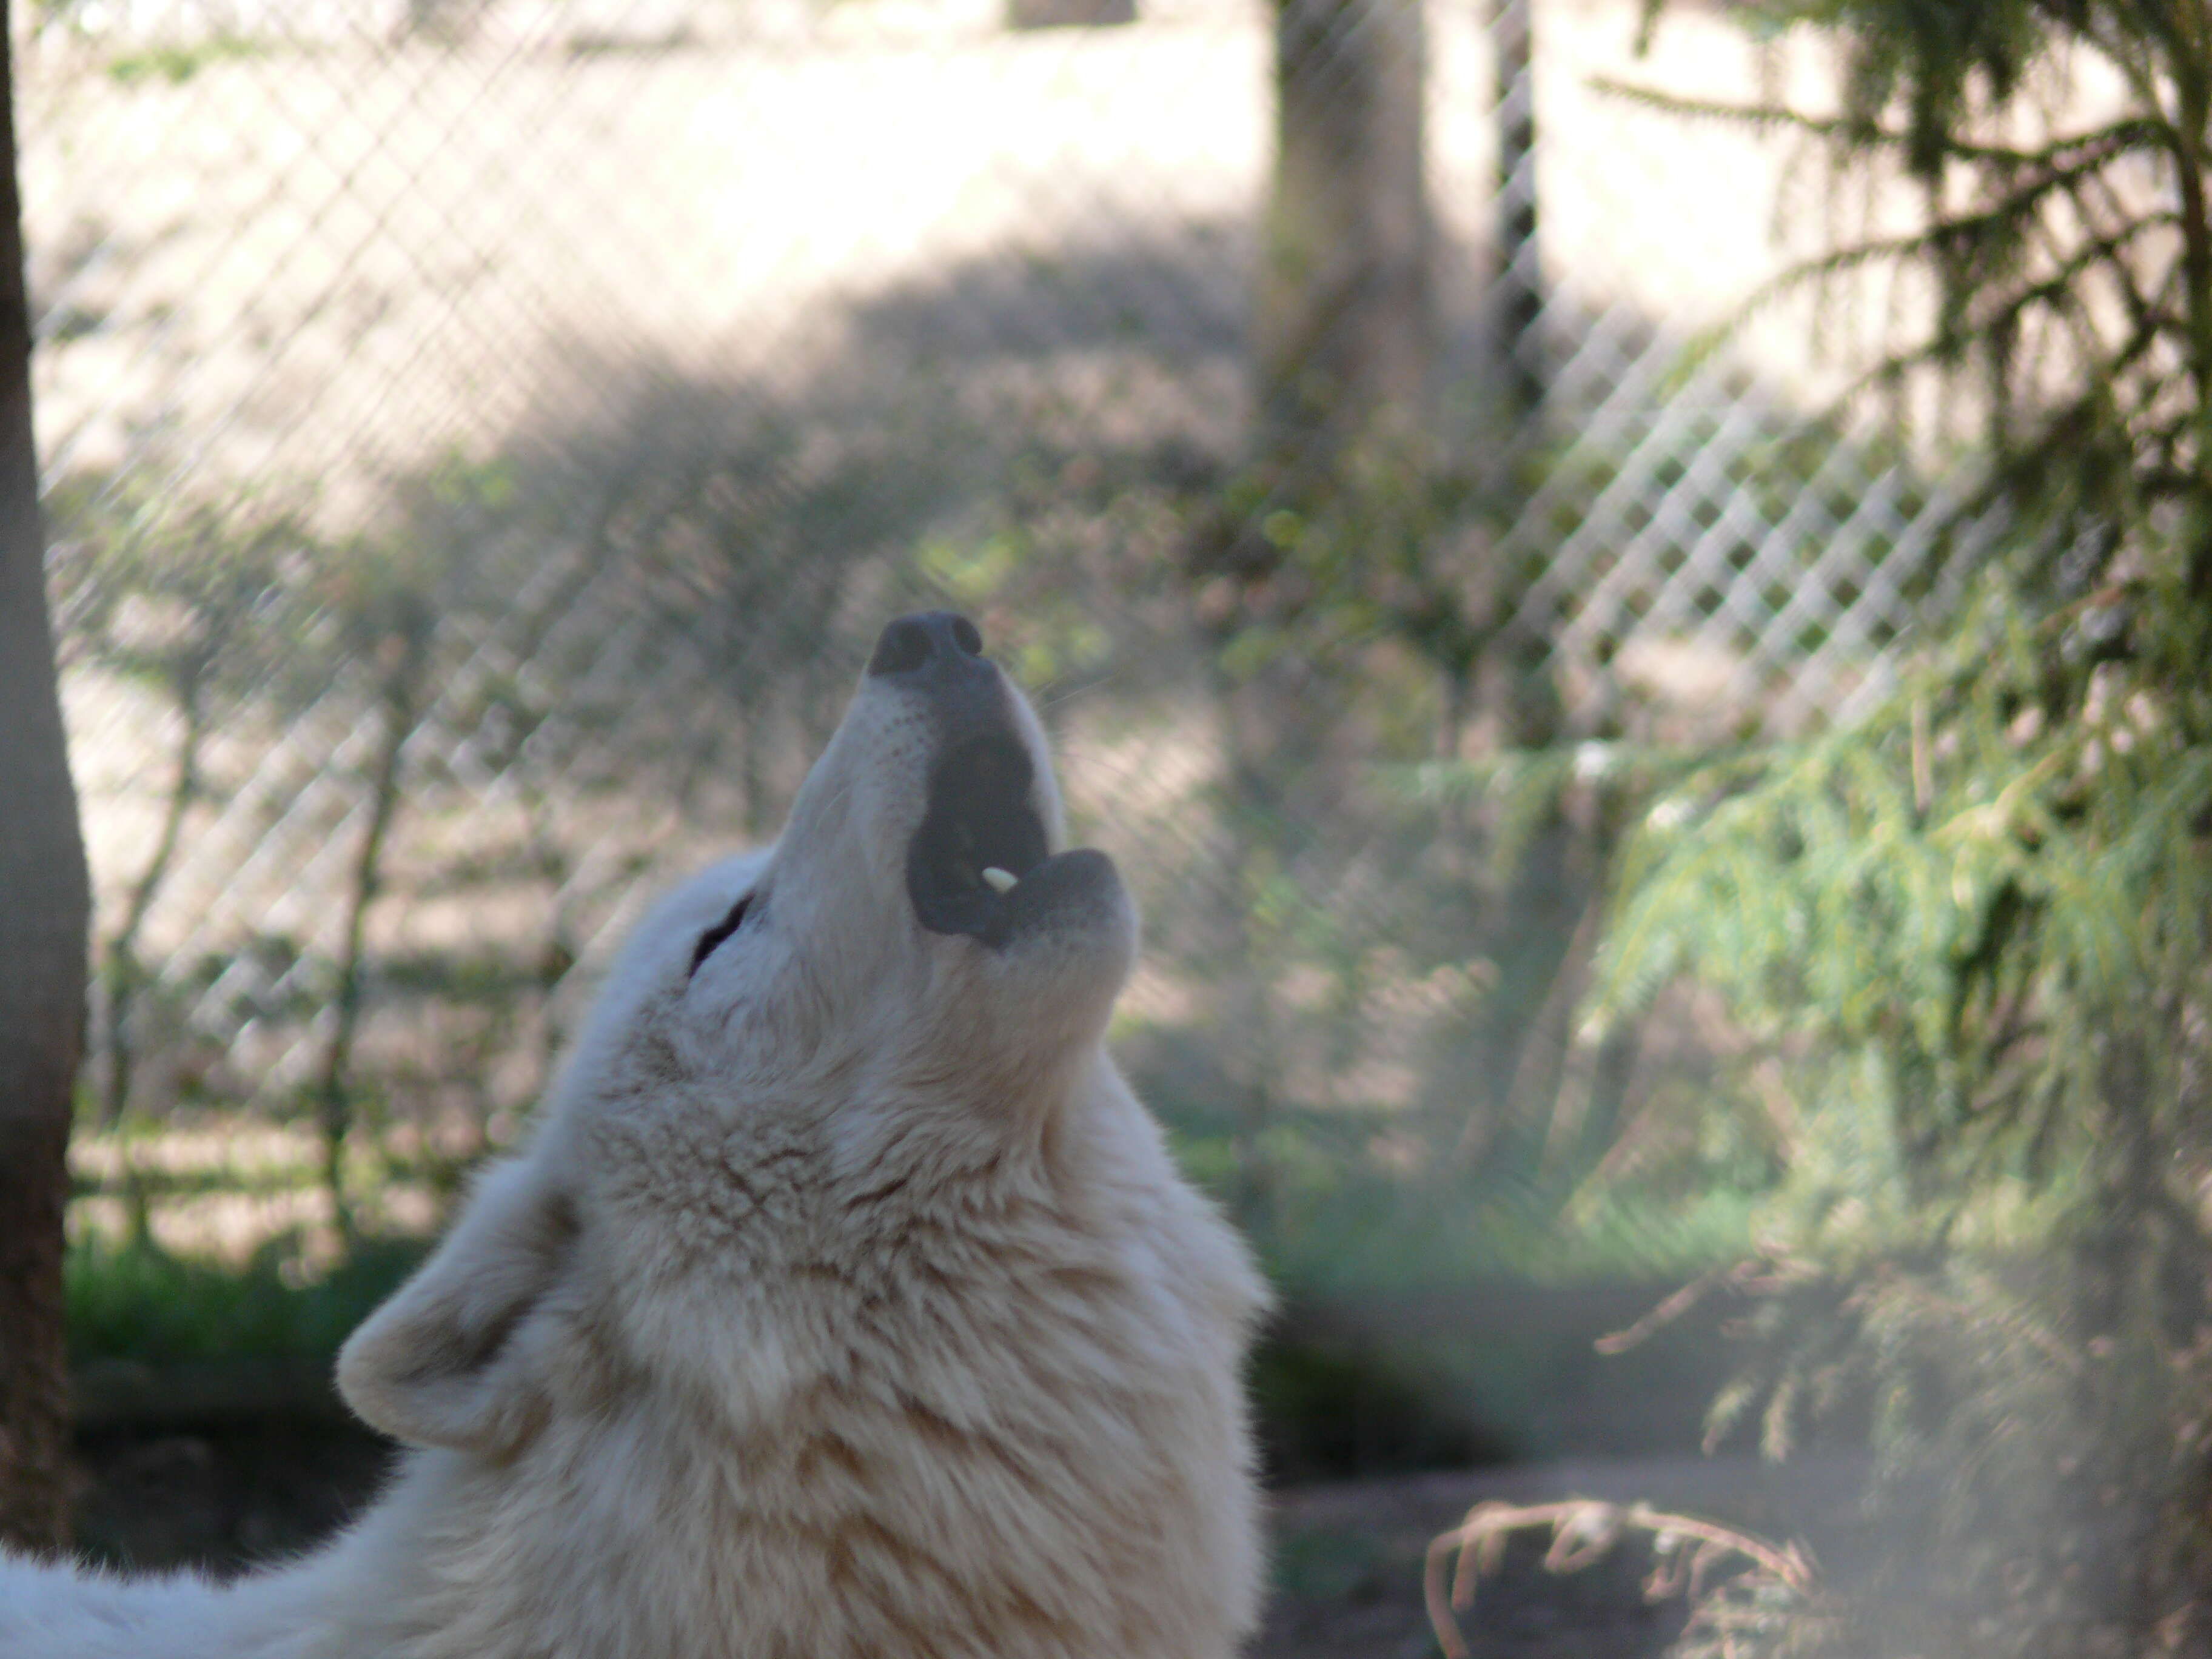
[879,611,1114,950]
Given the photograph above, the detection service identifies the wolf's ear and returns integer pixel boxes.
[337,1156,579,1458]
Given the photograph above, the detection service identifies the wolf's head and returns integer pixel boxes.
[336,612,1141,1456]
[658,608,1136,1091]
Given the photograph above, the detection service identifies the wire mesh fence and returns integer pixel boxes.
[25,0,1979,1261]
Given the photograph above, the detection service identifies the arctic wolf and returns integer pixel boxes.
[1,611,1269,1658]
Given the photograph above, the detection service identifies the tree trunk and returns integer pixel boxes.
[1256,0,1430,483]
[315,608,429,1247]
[0,0,92,1558]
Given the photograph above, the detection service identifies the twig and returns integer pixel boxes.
[1593,1267,1728,1356]
[1425,1498,1819,1659]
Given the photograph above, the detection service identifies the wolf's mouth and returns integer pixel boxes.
[905,732,1059,947]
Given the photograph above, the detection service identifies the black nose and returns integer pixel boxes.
[868,611,986,679]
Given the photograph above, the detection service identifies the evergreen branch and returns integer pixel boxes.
[1591,80,2162,173]
[1698,200,2168,419]
[1958,215,2174,357]
[2068,173,2169,338]
[1933,747,2068,850]
[1599,12,2212,1643]
[1971,317,2173,506]
[1826,303,2167,484]
[1748,143,2162,310]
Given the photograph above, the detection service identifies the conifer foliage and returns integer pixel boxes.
[1602,3,2212,1652]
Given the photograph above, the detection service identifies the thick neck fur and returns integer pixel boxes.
[1,1053,1264,1659]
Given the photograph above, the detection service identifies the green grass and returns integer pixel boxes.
[1164,1116,1760,1299]
[106,35,267,87]
[65,1232,427,1366]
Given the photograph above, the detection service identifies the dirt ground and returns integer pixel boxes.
[73,1420,1868,1657]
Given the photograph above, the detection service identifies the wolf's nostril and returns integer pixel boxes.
[868,616,933,677]
[868,612,985,678]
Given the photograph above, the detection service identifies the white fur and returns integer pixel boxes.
[4,648,1269,1658]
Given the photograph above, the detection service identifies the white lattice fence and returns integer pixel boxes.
[25,0,1974,1250]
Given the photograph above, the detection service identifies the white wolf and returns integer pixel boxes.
[1,612,1269,1658]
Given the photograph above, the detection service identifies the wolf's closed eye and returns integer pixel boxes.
[687,894,753,979]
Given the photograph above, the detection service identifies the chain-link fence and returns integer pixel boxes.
[25,0,1975,1267]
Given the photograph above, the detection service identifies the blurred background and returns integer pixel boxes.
[22,0,2212,1652]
